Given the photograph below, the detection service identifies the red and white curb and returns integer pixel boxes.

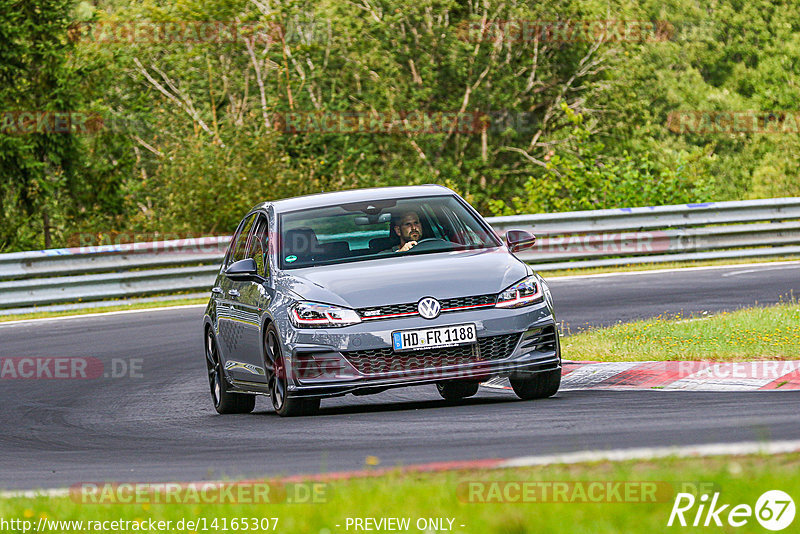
[485,360,800,391]
[5,439,800,499]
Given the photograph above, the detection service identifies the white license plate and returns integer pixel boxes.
[392,323,477,352]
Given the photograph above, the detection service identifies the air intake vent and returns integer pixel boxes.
[341,333,520,375]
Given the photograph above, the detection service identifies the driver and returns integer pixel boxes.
[392,210,423,252]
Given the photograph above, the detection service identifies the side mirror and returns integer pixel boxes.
[505,229,536,253]
[226,258,264,283]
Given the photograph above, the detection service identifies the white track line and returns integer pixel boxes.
[0,304,206,327]
[545,260,800,281]
[499,439,800,468]
[5,439,800,499]
[1,487,69,499]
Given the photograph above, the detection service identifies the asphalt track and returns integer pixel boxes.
[1,262,799,490]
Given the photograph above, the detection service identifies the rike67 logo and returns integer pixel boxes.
[668,490,795,531]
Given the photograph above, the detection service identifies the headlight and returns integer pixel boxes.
[496,275,543,308]
[537,274,553,308]
[290,302,362,328]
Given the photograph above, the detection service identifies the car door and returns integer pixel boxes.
[232,212,273,384]
[216,213,259,382]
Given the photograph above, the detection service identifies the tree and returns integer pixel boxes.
[0,0,81,250]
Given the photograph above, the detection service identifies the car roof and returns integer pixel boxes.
[255,185,455,213]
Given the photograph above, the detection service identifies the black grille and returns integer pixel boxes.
[341,333,521,375]
[441,294,496,309]
[519,325,558,353]
[357,294,496,320]
[357,302,418,318]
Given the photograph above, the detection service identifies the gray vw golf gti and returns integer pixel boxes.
[203,185,561,416]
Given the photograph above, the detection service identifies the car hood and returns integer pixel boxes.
[273,248,529,308]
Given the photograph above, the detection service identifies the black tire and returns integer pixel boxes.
[436,380,480,400]
[264,325,320,417]
[509,369,561,400]
[205,329,256,414]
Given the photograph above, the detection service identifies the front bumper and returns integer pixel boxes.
[281,303,561,398]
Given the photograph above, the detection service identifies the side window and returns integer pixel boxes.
[228,214,256,267]
[247,214,270,277]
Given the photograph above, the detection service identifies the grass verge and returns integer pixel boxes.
[0,297,207,323]
[563,301,800,361]
[1,453,797,533]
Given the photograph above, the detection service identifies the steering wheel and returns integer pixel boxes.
[408,237,451,252]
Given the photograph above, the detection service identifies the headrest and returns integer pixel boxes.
[284,228,320,256]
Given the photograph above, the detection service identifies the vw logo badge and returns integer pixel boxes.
[418,297,441,319]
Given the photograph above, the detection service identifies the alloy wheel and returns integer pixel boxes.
[205,330,222,408]
[266,331,287,412]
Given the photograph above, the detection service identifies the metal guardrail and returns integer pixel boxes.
[1,198,799,311]
[0,237,229,310]
[488,197,800,268]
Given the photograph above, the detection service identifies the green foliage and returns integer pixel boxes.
[602,0,800,203]
[490,103,714,214]
[2,0,800,252]
[0,0,82,250]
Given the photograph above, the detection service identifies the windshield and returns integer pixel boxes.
[278,195,500,269]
